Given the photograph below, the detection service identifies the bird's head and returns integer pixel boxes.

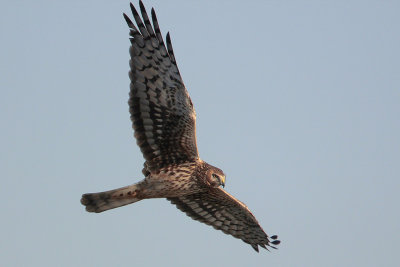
[206,167,226,188]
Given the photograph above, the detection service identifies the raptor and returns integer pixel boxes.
[81,1,280,252]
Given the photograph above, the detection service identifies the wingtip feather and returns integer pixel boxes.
[139,0,145,13]
[123,13,133,27]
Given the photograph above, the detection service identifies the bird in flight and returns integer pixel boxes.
[81,1,280,252]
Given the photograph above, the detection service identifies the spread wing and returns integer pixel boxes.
[123,1,198,171]
[167,188,280,252]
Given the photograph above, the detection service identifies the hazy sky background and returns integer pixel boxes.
[1,1,399,266]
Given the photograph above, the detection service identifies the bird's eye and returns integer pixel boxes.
[212,174,219,179]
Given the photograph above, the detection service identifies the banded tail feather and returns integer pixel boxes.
[81,184,142,213]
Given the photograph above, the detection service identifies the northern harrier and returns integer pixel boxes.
[81,1,280,252]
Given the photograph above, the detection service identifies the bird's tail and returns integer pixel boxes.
[81,184,142,213]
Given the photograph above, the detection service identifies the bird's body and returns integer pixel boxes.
[82,160,217,212]
[81,1,280,252]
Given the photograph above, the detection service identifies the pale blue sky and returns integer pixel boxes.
[1,1,399,266]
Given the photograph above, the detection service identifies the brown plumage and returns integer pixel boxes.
[80,1,280,252]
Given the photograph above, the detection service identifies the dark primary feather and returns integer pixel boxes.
[168,188,280,252]
[124,1,199,171]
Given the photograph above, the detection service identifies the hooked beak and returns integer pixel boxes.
[220,176,225,188]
